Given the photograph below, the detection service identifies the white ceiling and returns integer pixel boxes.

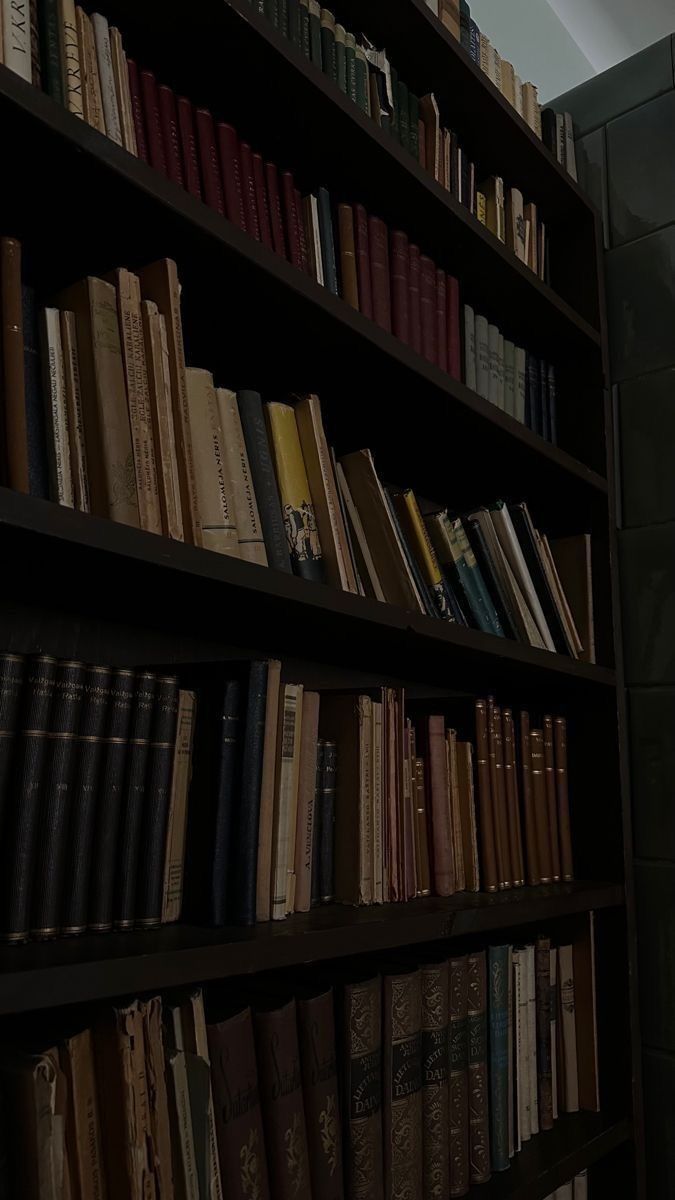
[546,0,675,74]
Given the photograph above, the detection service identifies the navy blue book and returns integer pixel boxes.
[114,672,157,930]
[237,390,292,573]
[21,286,49,498]
[229,660,269,925]
[317,188,339,296]
[136,675,180,928]
[487,944,510,1172]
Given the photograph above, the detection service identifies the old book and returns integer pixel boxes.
[228,661,270,929]
[338,203,359,310]
[447,730,465,893]
[141,301,184,540]
[1,238,29,492]
[292,690,321,913]
[507,503,573,656]
[427,715,454,896]
[467,951,490,1184]
[524,946,538,1135]
[490,503,556,651]
[358,695,374,905]
[252,152,273,250]
[162,688,196,923]
[256,999,312,1200]
[255,660,282,922]
[488,700,511,890]
[136,676,179,928]
[393,489,453,620]
[549,535,595,664]
[177,97,201,199]
[368,215,392,332]
[456,740,479,891]
[535,936,553,1130]
[185,368,239,557]
[295,393,357,592]
[390,230,410,345]
[59,309,90,512]
[420,961,449,1197]
[487,323,501,409]
[0,655,25,858]
[240,143,261,240]
[208,1008,270,1200]
[110,25,137,153]
[318,694,368,907]
[353,204,373,320]
[488,945,509,1172]
[474,701,498,893]
[340,449,421,611]
[88,668,135,932]
[550,948,559,1120]
[342,977,383,1200]
[94,1001,157,1198]
[140,70,167,174]
[335,461,386,602]
[530,728,552,883]
[62,1028,106,1200]
[463,305,476,391]
[164,1003,202,1200]
[304,196,324,285]
[217,123,245,228]
[474,313,489,399]
[537,532,582,656]
[140,997,174,1200]
[558,943,579,1113]
[78,7,104,132]
[21,283,49,497]
[543,716,562,882]
[513,952,528,1145]
[58,0,83,110]
[316,188,338,294]
[502,709,524,887]
[237,390,291,573]
[449,956,469,1196]
[267,401,324,582]
[383,969,422,1199]
[574,913,600,1112]
[91,13,122,143]
[297,988,344,1198]
[506,188,526,262]
[271,682,304,918]
[317,738,337,902]
[0,1046,69,1198]
[372,698,383,904]
[412,757,431,897]
[126,59,147,159]
[159,86,185,186]
[41,307,74,508]
[181,990,224,1200]
[113,672,156,931]
[519,712,539,885]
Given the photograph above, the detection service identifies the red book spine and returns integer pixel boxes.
[435,268,448,371]
[408,244,422,355]
[126,59,148,163]
[176,97,201,200]
[281,171,303,269]
[252,152,273,250]
[239,142,261,241]
[420,256,437,365]
[195,109,224,215]
[140,70,167,176]
[265,163,288,259]
[216,123,246,231]
[295,186,310,273]
[390,230,410,345]
[157,86,184,187]
[447,274,461,380]
[353,204,373,321]
[368,216,392,333]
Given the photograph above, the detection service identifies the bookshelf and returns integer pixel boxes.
[0,0,643,1196]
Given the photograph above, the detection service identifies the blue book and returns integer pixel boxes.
[317,188,339,296]
[488,944,510,1172]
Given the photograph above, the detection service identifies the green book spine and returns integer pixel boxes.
[309,4,322,66]
[38,0,64,103]
[264,0,279,27]
[454,519,505,637]
[397,81,410,150]
[354,50,369,113]
[320,15,337,83]
[409,93,420,159]
[335,27,347,93]
[345,40,357,104]
[389,65,399,140]
[299,1,311,56]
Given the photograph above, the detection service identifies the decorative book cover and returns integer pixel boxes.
[420,961,449,1199]
[298,988,344,1199]
[342,977,383,1200]
[383,969,422,1200]
[535,936,553,1130]
[488,945,509,1171]
[449,957,469,1197]
[255,999,312,1200]
[208,1008,271,1200]
[467,952,491,1184]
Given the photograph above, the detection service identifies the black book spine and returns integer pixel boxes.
[237,390,292,574]
[211,678,242,925]
[22,285,49,499]
[0,654,25,847]
[230,661,269,927]
[31,660,87,938]
[1,654,57,943]
[114,672,156,930]
[136,675,179,929]
[310,740,324,906]
[319,739,336,903]
[88,669,135,932]
[61,666,111,935]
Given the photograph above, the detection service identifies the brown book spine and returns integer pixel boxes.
[368,216,392,332]
[390,230,410,345]
[449,957,469,1197]
[474,701,498,893]
[343,977,384,1200]
[427,715,455,896]
[535,936,554,1130]
[338,204,359,311]
[420,961,449,1199]
[408,243,422,355]
[208,1008,271,1200]
[519,712,540,885]
[488,701,511,889]
[256,1000,312,1200]
[554,717,574,880]
[502,709,524,887]
[543,716,561,881]
[467,952,491,1184]
[419,255,437,365]
[298,989,345,1199]
[353,204,373,320]
[62,1029,107,1200]
[530,729,552,882]
[435,268,448,372]
[413,757,431,897]
[384,970,423,1200]
[1,238,28,492]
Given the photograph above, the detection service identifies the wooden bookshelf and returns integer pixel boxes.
[0,0,643,1195]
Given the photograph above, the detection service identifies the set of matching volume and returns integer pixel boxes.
[465,304,559,441]
[0,917,599,1198]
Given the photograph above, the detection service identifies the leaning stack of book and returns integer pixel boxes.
[465,304,559,442]
[546,1171,589,1200]
[0,917,600,1196]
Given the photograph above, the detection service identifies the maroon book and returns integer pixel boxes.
[368,216,392,333]
[295,187,310,274]
[447,274,461,380]
[252,153,273,250]
[436,268,448,372]
[140,70,167,176]
[208,1008,271,1200]
[176,97,202,199]
[265,162,288,259]
[256,1000,312,1200]
[239,142,261,241]
[408,244,422,355]
[390,230,409,346]
[217,123,247,231]
[353,204,373,321]
[126,59,148,163]
[298,989,345,1200]
[419,256,437,365]
[157,86,184,187]
[195,109,225,215]
[281,171,303,269]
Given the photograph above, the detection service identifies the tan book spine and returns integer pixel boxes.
[1,237,29,492]
[141,301,184,541]
[503,708,525,887]
[41,307,75,508]
[358,694,374,905]
[488,699,511,889]
[162,689,196,924]
[447,729,466,892]
[140,997,174,1200]
[554,717,574,880]
[530,729,553,883]
[543,716,561,882]
[185,368,239,557]
[271,683,303,920]
[91,12,122,144]
[62,1029,107,1200]
[372,697,384,904]
[60,0,84,116]
[60,310,90,512]
[456,740,480,892]
[216,387,267,566]
[109,25,137,154]
[292,690,321,913]
[255,660,282,922]
[413,757,431,896]
[519,711,540,885]
[77,7,105,133]
[295,394,357,592]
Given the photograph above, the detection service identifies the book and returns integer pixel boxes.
[267,400,324,582]
[295,393,357,592]
[110,25,136,153]
[488,945,510,1172]
[136,676,179,929]
[574,913,600,1112]
[412,757,431,897]
[271,682,304,918]
[95,1001,156,1197]
[181,989,224,1199]
[61,1028,106,1199]
[185,368,239,557]
[141,300,184,540]
[126,59,148,160]
[162,689,197,924]
[550,948,559,1121]
[0,1046,69,1196]
[91,12,122,144]
[60,308,90,512]
[426,714,455,896]
[319,692,371,906]
[1,238,29,493]
[550,535,595,664]
[59,0,83,110]
[474,700,498,895]
[420,960,449,1197]
[158,85,185,185]
[338,203,359,309]
[467,951,491,1184]
[164,1000,202,1199]
[383,969,422,1199]
[113,672,156,931]
[558,944,579,1113]
[292,689,321,913]
[208,1008,271,1200]
[177,97,202,199]
[195,111,224,215]
[316,738,337,902]
[255,660,282,922]
[342,977,383,1200]
[238,390,292,573]
[41,306,74,508]
[140,996,174,1199]
[339,449,420,611]
[535,936,553,1130]
[449,956,469,1196]
[255,999,312,1199]
[297,988,344,1198]
[529,729,553,883]
[543,716,562,882]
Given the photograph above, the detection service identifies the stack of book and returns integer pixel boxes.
[547,1172,589,1200]
[465,303,559,442]
[0,918,599,1196]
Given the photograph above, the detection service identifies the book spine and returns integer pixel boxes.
[412,757,431,896]
[316,187,338,293]
[390,230,409,344]
[353,204,373,320]
[230,661,269,925]
[1,238,29,492]
[135,675,179,928]
[238,390,292,573]
[449,956,469,1197]
[38,0,65,102]
[78,8,106,135]
[194,109,224,215]
[446,275,461,379]
[240,141,262,240]
[88,668,135,931]
[544,715,561,881]
[211,678,242,926]
[488,700,511,889]
[207,1008,271,1200]
[384,970,422,1200]
[519,711,540,884]
[298,989,345,1198]
[338,203,359,310]
[0,655,25,849]
[420,961,449,1199]
[185,368,239,557]
[113,270,161,535]
[317,738,336,902]
[292,690,320,914]
[141,302,184,541]
[90,13,121,144]
[550,948,558,1121]
[252,152,274,249]
[265,161,288,258]
[488,945,509,1171]
[176,97,202,199]
[59,0,82,106]
[158,85,185,186]
[109,26,137,154]
[368,216,392,333]
[41,306,75,508]
[113,673,156,929]
[139,69,166,174]
[255,999,312,1200]
[467,951,491,1184]
[408,243,422,355]
[126,59,148,161]
[536,936,553,1130]
[343,977,384,1200]
[530,729,552,882]
[474,701,498,893]
[162,689,196,923]
[266,401,324,583]
[217,387,267,566]
[554,717,573,880]
[281,170,303,268]
[419,256,437,364]
[435,268,448,373]
[427,715,454,896]
[502,708,525,887]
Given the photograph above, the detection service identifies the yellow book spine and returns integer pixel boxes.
[266,401,323,580]
[396,490,453,620]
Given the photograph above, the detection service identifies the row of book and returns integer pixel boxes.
[465,305,559,442]
[547,1174,588,1200]
[0,923,599,1197]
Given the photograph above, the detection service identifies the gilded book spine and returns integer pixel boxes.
[488,945,509,1172]
[298,989,345,1199]
[343,978,383,1200]
[384,970,422,1200]
[467,952,490,1184]
[449,957,469,1196]
[420,961,449,1200]
[207,1008,271,1200]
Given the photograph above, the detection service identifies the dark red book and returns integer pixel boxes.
[239,142,261,241]
[265,162,288,259]
[408,244,422,355]
[217,123,246,231]
[176,97,202,200]
[419,256,437,366]
[126,59,148,163]
[295,187,310,273]
[281,171,303,269]
[252,153,273,250]
[390,230,409,345]
[140,70,167,176]
[353,204,373,321]
[368,216,392,333]
[157,86,184,187]
[436,268,448,372]
[447,274,461,380]
[195,109,225,216]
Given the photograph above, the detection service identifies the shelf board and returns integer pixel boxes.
[0,882,624,1014]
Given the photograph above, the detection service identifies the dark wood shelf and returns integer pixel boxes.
[0,882,623,1015]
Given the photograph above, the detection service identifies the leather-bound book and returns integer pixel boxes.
[447,275,461,380]
[543,716,561,881]
[338,204,359,311]
[266,162,288,258]
[408,244,422,355]
[353,204,373,320]
[298,988,344,1198]
[88,668,135,932]
[59,307,90,513]
[31,659,86,938]
[252,152,274,250]
[310,740,324,905]
[266,400,325,583]
[110,26,137,154]
[60,666,111,935]
[383,969,422,1200]
[554,717,573,880]
[230,661,269,925]
[456,740,479,892]
[435,268,448,372]
[502,709,524,887]
[113,672,156,930]
[519,712,540,885]
[176,97,202,199]
[94,1001,156,1198]
[449,957,469,1197]
[427,715,454,896]
[390,230,410,344]
[488,701,511,889]
[238,390,292,573]
[126,59,148,161]
[413,757,431,896]
[240,142,262,240]
[281,171,304,269]
[162,689,196,924]
[420,960,449,1198]
[61,1028,107,1200]
[342,976,383,1200]
[1,238,29,492]
[0,654,25,848]
[419,256,437,364]
[140,69,167,175]
[530,729,552,882]
[474,701,498,893]
[368,216,392,332]
[136,675,179,928]
[22,284,49,498]
[467,951,490,1184]
[535,935,553,1130]
[1,654,57,943]
[195,110,225,215]
[208,1008,270,1200]
[318,738,337,902]
[487,945,509,1172]
[255,661,282,921]
[158,85,185,186]
[255,999,312,1200]
[141,300,184,541]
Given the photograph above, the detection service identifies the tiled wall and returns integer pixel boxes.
[555,35,675,1199]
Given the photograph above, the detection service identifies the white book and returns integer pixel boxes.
[503,341,516,416]
[526,945,539,1134]
[271,683,304,920]
[2,0,32,79]
[464,305,476,391]
[469,509,546,649]
[60,0,84,115]
[573,1170,588,1199]
[490,503,557,651]
[514,347,527,422]
[306,195,324,286]
[91,12,123,145]
[550,947,559,1120]
[41,308,75,508]
[185,369,239,558]
[514,74,523,117]
[554,1187,573,1200]
[487,323,501,407]
[475,314,489,400]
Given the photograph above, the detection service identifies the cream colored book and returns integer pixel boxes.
[139,997,174,1200]
[372,697,383,904]
[41,308,75,509]
[489,503,556,651]
[295,393,357,592]
[419,92,441,181]
[185,368,239,557]
[292,690,321,913]
[162,689,196,923]
[91,11,122,144]
[490,47,501,90]
[110,25,137,154]
[479,32,490,74]
[59,310,90,513]
[181,990,223,1200]
[1,0,31,79]
[514,75,523,117]
[271,683,304,919]
[501,59,516,106]
[335,461,386,602]
[142,301,184,541]
[216,388,267,566]
[76,7,105,133]
[255,660,282,922]
[506,188,526,263]
[358,695,374,905]
[61,1029,106,1200]
[573,1171,588,1199]
[59,0,84,115]
[164,1004,199,1200]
